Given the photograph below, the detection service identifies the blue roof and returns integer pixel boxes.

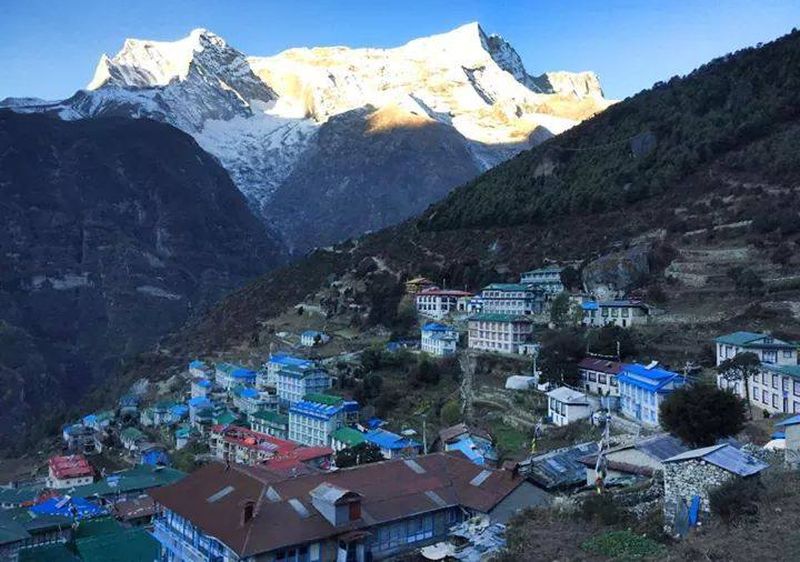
[232,368,256,380]
[187,397,212,409]
[421,322,454,332]
[775,415,800,428]
[364,429,421,450]
[617,363,685,393]
[446,435,497,466]
[366,417,385,429]
[269,353,314,368]
[169,405,189,417]
[582,301,599,310]
[301,330,325,338]
[290,400,342,421]
[237,387,260,399]
[193,378,212,388]
[82,414,97,426]
[189,360,207,369]
[31,497,106,520]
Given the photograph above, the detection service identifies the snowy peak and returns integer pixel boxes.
[87,28,273,103]
[401,21,490,61]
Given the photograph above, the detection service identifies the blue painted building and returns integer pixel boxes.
[617,363,686,427]
[276,363,332,406]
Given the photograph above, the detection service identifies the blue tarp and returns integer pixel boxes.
[32,497,106,520]
[188,397,212,409]
[364,429,421,451]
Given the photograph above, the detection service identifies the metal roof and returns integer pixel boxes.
[524,442,598,489]
[664,444,768,476]
[714,331,794,349]
[775,415,800,427]
[634,434,689,461]
[546,386,589,405]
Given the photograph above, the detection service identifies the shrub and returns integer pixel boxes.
[582,530,667,560]
[580,494,627,526]
[440,400,461,426]
[709,477,761,525]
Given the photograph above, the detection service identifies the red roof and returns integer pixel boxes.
[259,446,334,476]
[416,288,473,297]
[578,357,624,375]
[49,455,93,480]
[211,425,297,455]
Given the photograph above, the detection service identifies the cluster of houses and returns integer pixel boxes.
[411,268,653,359]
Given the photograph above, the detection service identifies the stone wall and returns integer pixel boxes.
[662,460,736,534]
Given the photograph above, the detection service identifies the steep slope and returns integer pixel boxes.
[0,111,283,450]
[269,104,483,252]
[4,23,610,254]
[134,29,800,370]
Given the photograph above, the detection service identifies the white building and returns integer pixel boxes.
[420,322,459,357]
[47,455,94,489]
[714,332,800,415]
[260,353,315,389]
[288,395,359,447]
[479,284,544,316]
[582,300,650,328]
[579,357,623,396]
[714,331,797,366]
[415,289,473,320]
[520,266,564,296]
[276,363,332,406]
[547,387,593,426]
[467,313,535,354]
[214,363,256,390]
[300,330,331,347]
[617,363,685,427]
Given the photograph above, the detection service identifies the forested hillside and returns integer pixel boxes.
[422,29,800,229]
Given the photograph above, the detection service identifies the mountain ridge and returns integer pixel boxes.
[3,22,611,254]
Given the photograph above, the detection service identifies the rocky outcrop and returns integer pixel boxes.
[0,111,283,450]
[582,244,654,297]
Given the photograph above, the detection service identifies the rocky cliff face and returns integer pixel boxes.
[0,111,283,449]
[4,23,611,255]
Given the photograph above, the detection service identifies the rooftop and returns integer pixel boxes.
[364,429,421,450]
[715,331,794,349]
[212,425,296,455]
[330,427,366,447]
[482,283,535,292]
[268,353,314,368]
[547,386,589,405]
[523,442,598,489]
[149,452,525,558]
[49,455,93,480]
[416,288,473,297]
[578,357,624,375]
[468,313,533,323]
[617,363,684,393]
[664,444,768,476]
[67,464,186,499]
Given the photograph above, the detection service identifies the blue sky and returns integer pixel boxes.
[1,0,798,100]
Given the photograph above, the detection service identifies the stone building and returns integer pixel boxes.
[662,443,768,535]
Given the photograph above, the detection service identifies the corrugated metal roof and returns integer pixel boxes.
[635,434,689,461]
[525,442,598,489]
[664,444,768,476]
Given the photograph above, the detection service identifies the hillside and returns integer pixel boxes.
[17,29,800,453]
[149,29,800,361]
[0,111,283,451]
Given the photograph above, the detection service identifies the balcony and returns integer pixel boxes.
[152,519,207,562]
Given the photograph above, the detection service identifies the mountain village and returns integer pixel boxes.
[1,262,796,562]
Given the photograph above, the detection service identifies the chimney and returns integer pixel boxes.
[241,500,255,525]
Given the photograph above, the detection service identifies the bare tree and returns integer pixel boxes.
[718,352,761,418]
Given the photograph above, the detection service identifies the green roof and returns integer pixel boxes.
[468,313,532,323]
[119,427,145,442]
[483,283,533,291]
[74,518,159,562]
[0,483,44,505]
[303,393,343,406]
[763,363,800,379]
[251,410,289,425]
[0,509,30,545]
[6,507,71,533]
[68,465,186,499]
[522,266,563,274]
[214,410,239,425]
[20,543,78,562]
[330,427,366,446]
[715,331,794,349]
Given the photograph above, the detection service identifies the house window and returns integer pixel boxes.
[794,381,800,397]
[772,395,778,409]
[763,390,769,403]
[772,375,778,389]
[784,350,794,359]
[589,373,597,382]
[599,374,607,384]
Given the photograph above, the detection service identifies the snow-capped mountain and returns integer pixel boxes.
[4,22,612,253]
